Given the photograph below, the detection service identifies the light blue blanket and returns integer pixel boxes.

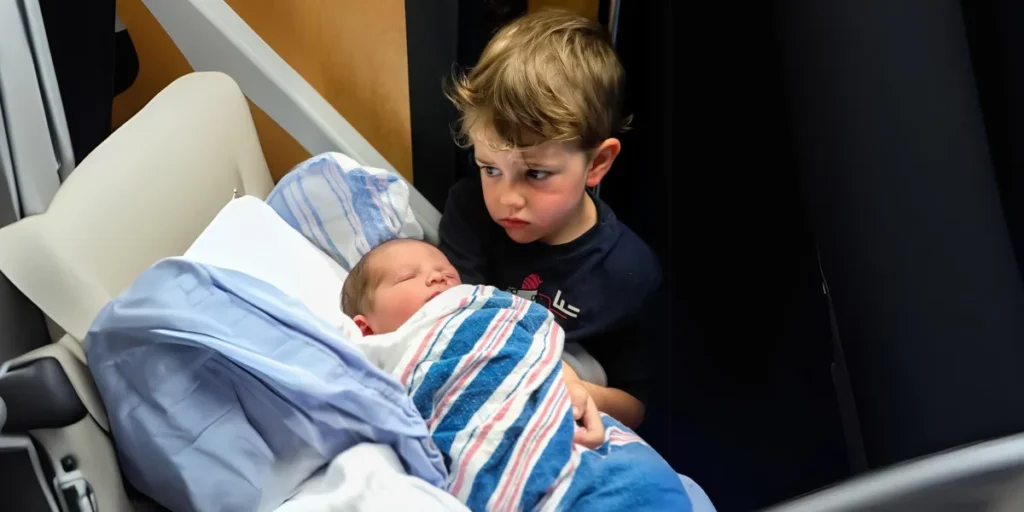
[85,258,447,512]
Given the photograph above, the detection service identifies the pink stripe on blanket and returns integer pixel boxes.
[491,325,568,507]
[428,298,527,426]
[449,317,561,499]
[608,428,645,446]
[493,384,571,509]
[399,294,474,386]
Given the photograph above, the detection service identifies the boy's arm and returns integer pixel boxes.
[561,362,606,447]
[582,293,661,429]
[563,356,646,427]
[580,381,646,428]
[438,177,490,284]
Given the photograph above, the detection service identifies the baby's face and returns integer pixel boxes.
[357,241,461,334]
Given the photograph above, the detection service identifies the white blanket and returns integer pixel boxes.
[276,444,467,512]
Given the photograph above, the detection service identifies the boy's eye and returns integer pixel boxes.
[527,169,551,180]
[481,166,501,177]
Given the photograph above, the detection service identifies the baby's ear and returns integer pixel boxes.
[353,315,376,336]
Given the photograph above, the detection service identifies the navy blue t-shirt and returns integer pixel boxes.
[438,175,662,404]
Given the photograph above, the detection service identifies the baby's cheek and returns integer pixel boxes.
[392,296,426,326]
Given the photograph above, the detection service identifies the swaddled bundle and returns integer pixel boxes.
[371,283,693,511]
[85,257,691,512]
[85,258,447,512]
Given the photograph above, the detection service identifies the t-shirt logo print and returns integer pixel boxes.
[508,274,581,319]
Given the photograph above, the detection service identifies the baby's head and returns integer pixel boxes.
[341,238,461,335]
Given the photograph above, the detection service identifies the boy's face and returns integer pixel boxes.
[353,240,461,335]
[471,131,618,244]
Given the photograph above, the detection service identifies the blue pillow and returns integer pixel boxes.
[266,152,424,270]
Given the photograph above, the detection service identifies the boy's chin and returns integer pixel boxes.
[503,227,543,244]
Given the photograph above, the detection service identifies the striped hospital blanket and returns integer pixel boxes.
[266,152,423,272]
[385,284,693,511]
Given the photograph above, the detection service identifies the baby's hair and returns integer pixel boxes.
[341,238,419,317]
[445,9,630,151]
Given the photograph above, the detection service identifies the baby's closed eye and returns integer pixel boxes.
[395,272,417,283]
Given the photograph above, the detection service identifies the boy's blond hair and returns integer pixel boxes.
[447,9,628,151]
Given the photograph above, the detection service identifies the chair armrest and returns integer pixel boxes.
[0,357,86,433]
[6,339,109,433]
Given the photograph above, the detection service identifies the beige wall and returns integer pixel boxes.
[112,0,412,182]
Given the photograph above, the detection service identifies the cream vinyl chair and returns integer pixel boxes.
[0,72,275,511]
[0,1,443,508]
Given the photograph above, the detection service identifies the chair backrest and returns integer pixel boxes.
[0,72,274,341]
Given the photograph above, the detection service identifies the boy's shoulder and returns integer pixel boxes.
[533,196,660,306]
[595,204,662,299]
[528,204,660,340]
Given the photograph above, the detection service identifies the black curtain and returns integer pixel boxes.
[406,0,527,210]
[778,0,1024,473]
[648,3,850,509]
[963,0,1024,292]
[37,0,117,164]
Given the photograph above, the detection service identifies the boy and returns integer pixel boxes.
[439,10,660,428]
[340,238,605,447]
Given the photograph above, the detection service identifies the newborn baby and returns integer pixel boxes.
[341,238,462,336]
[340,238,604,447]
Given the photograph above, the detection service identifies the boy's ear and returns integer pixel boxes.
[585,138,621,188]
[353,315,376,336]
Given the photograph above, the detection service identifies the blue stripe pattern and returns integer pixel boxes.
[399,287,705,511]
[447,318,555,469]
[265,152,424,271]
[411,307,499,420]
[294,169,346,265]
[465,369,563,511]
[519,387,576,507]
[314,158,364,262]
[431,305,549,453]
[342,169,398,248]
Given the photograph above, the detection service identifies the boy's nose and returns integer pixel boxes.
[500,190,526,209]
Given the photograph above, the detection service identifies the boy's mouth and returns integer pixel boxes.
[499,218,529,229]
